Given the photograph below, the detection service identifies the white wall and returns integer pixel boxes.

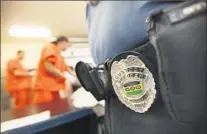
[1,43,45,69]
[62,47,95,67]
[1,43,93,70]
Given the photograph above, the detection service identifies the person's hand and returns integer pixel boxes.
[65,80,73,97]
[59,90,67,99]
[71,71,76,77]
[59,80,72,99]
[64,72,77,84]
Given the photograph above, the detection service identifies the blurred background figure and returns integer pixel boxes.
[1,2,99,133]
[32,36,76,104]
[5,50,32,109]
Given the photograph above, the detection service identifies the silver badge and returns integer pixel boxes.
[111,55,156,113]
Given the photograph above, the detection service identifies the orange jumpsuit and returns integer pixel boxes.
[33,43,68,104]
[6,59,32,109]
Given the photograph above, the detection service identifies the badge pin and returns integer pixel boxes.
[111,55,156,113]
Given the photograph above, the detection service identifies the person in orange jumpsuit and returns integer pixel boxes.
[33,36,75,104]
[5,50,32,109]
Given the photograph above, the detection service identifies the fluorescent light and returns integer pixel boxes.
[9,25,52,38]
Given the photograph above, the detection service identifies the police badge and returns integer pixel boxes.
[110,51,156,113]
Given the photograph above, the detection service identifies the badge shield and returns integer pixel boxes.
[110,52,156,113]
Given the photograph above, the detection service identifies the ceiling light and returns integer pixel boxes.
[9,25,52,38]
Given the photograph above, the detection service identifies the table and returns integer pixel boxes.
[1,99,98,134]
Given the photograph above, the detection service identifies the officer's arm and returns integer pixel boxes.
[44,60,66,80]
